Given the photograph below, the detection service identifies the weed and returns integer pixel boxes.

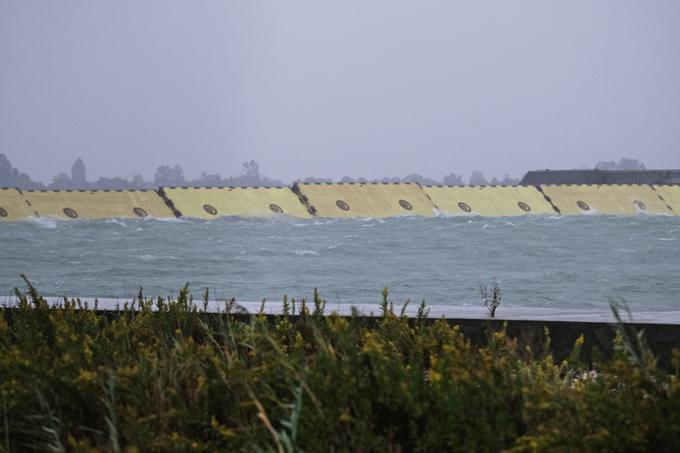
[0,282,678,451]
[479,280,502,318]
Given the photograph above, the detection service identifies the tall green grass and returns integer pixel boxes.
[1,282,679,452]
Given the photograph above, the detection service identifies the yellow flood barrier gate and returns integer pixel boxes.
[293,182,436,218]
[4,184,680,221]
[0,188,36,221]
[161,186,313,219]
[651,186,680,215]
[422,185,556,216]
[20,189,176,220]
[538,185,673,215]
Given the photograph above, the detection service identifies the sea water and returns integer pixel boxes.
[1,215,679,312]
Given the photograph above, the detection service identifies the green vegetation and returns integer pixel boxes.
[1,283,680,452]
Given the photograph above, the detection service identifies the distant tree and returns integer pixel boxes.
[238,161,262,185]
[499,174,519,185]
[192,172,223,187]
[595,158,646,171]
[223,160,283,187]
[0,153,43,189]
[595,161,614,170]
[618,158,646,170]
[71,158,87,185]
[490,177,499,185]
[130,174,150,189]
[242,160,260,180]
[402,173,424,184]
[469,171,488,185]
[154,165,186,187]
[402,173,440,185]
[443,173,463,185]
[92,177,132,190]
[50,172,73,189]
[340,176,356,183]
[0,154,20,187]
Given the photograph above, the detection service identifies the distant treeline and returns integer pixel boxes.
[0,153,645,190]
[0,156,283,190]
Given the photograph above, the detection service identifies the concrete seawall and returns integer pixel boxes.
[521,169,680,185]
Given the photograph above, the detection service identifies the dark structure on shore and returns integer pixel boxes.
[520,169,680,185]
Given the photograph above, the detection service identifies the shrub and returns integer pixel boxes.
[0,285,678,451]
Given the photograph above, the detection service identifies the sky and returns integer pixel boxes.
[1,1,679,183]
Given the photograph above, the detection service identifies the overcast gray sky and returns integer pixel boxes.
[1,1,679,183]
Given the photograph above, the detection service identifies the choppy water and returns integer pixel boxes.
[1,215,680,312]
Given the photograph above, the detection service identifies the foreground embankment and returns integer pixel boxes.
[2,286,680,451]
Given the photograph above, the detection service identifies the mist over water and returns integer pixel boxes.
[2,215,679,312]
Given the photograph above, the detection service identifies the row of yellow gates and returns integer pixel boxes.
[1,184,679,221]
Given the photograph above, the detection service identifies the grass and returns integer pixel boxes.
[1,281,679,452]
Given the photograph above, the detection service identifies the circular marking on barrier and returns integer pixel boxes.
[0,207,7,218]
[517,201,531,212]
[398,199,413,211]
[336,200,350,211]
[458,202,472,213]
[269,203,283,214]
[576,200,590,211]
[133,207,148,218]
[63,207,79,219]
[633,200,647,211]
[203,204,218,216]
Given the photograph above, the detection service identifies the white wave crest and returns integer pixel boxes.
[29,217,57,229]
[294,250,320,256]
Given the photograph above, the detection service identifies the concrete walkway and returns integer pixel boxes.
[3,296,680,325]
